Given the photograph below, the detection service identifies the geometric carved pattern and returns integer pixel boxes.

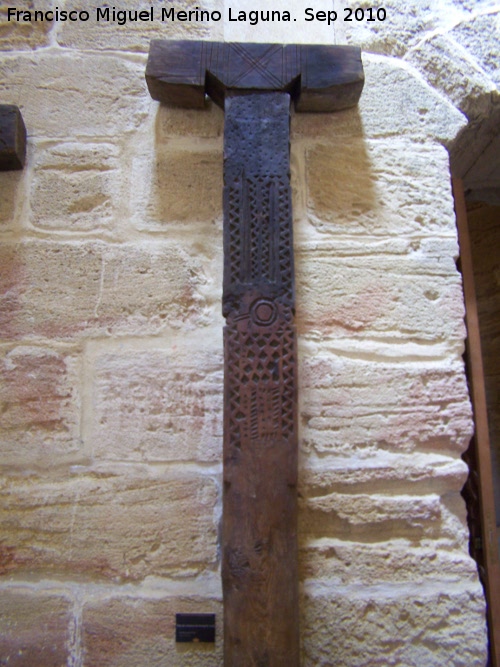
[226,176,292,295]
[145,39,364,667]
[202,41,301,91]
[225,313,295,443]
[221,91,299,665]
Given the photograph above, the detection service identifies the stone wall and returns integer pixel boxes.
[0,1,498,665]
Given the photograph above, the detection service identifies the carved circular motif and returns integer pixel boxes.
[250,299,278,326]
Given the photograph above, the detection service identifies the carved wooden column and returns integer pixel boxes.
[222,90,298,664]
[146,41,364,666]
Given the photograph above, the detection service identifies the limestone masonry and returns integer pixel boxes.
[0,0,498,664]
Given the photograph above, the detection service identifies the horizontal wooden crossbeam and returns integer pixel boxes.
[146,40,364,112]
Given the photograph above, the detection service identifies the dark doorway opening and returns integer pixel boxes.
[454,179,500,667]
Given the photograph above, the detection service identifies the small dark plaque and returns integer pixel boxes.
[175,613,216,643]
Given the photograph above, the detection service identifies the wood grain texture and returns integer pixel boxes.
[146,40,364,112]
[222,92,299,666]
[0,105,26,171]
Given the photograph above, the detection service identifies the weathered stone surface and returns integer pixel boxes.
[0,53,149,138]
[132,147,222,231]
[300,452,469,496]
[156,103,224,139]
[452,0,499,11]
[82,595,223,667]
[451,12,500,87]
[300,538,479,584]
[305,139,457,236]
[0,241,211,339]
[59,0,223,52]
[30,142,121,232]
[296,247,466,342]
[406,34,497,118]
[0,467,218,580]
[302,583,487,666]
[300,355,472,455]
[300,489,468,545]
[0,169,25,231]
[91,344,223,463]
[338,0,456,57]
[0,588,73,667]
[0,346,82,467]
[0,1,54,51]
[292,56,467,143]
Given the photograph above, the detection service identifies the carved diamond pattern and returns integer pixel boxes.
[226,319,295,443]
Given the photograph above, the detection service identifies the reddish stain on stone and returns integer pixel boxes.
[0,350,72,434]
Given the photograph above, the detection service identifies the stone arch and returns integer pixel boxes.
[336,1,500,197]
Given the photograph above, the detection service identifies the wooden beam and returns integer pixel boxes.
[0,105,26,171]
[222,91,299,665]
[146,40,364,665]
[145,40,364,112]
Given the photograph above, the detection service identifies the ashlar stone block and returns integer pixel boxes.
[0,1,54,51]
[0,168,25,232]
[300,356,473,456]
[451,12,500,87]
[300,490,469,546]
[306,138,458,237]
[0,467,218,580]
[296,248,465,342]
[0,241,211,340]
[82,596,223,667]
[302,583,487,667]
[0,346,82,467]
[0,589,73,667]
[0,53,149,138]
[300,538,480,585]
[406,34,497,118]
[132,146,223,231]
[300,452,469,497]
[59,0,224,52]
[156,102,223,139]
[338,0,459,58]
[30,142,121,232]
[292,56,466,143]
[91,345,223,463]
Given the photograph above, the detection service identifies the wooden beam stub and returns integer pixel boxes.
[0,105,26,171]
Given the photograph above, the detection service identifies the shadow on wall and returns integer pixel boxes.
[147,102,223,230]
[0,168,24,231]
